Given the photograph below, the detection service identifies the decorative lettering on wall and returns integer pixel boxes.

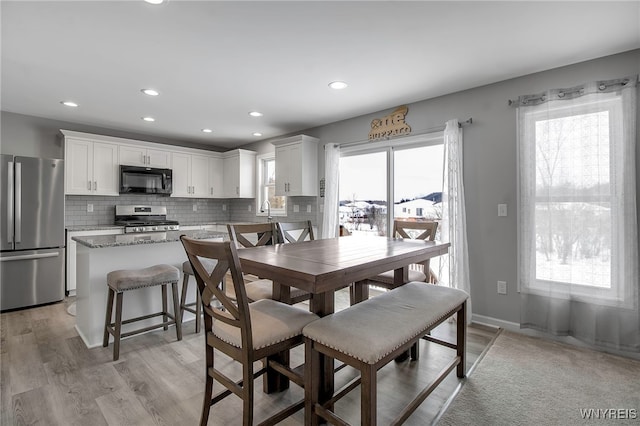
[368,105,411,141]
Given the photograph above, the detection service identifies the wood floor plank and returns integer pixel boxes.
[95,385,154,426]
[1,292,498,426]
[7,333,48,395]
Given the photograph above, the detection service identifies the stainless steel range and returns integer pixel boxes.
[115,205,179,234]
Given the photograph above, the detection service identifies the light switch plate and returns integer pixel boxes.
[498,204,507,217]
[293,205,300,213]
[247,204,252,212]
[497,281,507,294]
[307,204,312,213]
[222,204,227,211]
[193,204,197,212]
[87,203,93,213]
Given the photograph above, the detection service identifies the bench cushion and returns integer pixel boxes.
[302,282,468,364]
[107,264,180,292]
[213,299,319,350]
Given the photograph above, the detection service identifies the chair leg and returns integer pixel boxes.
[457,301,467,378]
[179,272,190,324]
[195,284,201,334]
[305,338,321,426]
[242,354,254,426]
[162,284,169,331]
[113,292,123,361]
[103,287,114,347]
[171,281,182,341]
[200,345,214,426]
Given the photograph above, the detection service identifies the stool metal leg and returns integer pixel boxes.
[113,292,123,361]
[103,287,115,348]
[171,281,183,341]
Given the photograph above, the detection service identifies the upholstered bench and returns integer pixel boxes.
[103,264,182,361]
[303,282,469,425]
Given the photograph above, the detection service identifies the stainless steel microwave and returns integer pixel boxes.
[119,165,173,195]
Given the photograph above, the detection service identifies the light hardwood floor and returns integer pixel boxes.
[1,288,497,425]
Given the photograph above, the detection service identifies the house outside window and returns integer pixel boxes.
[256,154,286,217]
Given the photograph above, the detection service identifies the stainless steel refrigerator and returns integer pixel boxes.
[1,155,65,311]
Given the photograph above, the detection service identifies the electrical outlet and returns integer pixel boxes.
[87,203,93,213]
[307,204,312,213]
[497,281,507,294]
[248,204,252,212]
[192,204,197,212]
[293,204,299,213]
[319,204,324,213]
[222,204,227,211]
[498,204,507,217]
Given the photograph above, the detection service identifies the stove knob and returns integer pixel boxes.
[152,226,158,231]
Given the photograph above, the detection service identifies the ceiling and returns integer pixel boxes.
[2,1,639,149]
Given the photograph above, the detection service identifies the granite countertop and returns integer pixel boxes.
[72,230,228,249]
[66,225,125,232]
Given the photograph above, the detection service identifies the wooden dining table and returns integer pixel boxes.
[237,235,451,410]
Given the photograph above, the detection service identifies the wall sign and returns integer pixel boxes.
[368,105,411,141]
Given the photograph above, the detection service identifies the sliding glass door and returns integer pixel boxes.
[338,134,443,237]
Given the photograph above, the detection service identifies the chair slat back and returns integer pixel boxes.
[393,220,438,241]
[227,223,277,248]
[276,220,315,243]
[180,236,252,346]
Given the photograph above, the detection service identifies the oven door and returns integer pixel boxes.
[120,166,172,195]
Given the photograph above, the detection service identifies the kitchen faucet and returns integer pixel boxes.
[261,200,272,222]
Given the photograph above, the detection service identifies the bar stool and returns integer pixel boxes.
[103,264,182,361]
[179,258,219,333]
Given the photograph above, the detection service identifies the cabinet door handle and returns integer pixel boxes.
[88,180,92,190]
[93,181,97,190]
[210,187,213,195]
[147,155,150,164]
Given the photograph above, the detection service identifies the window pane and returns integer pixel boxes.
[534,111,611,288]
[394,145,443,222]
[339,152,387,236]
[264,159,276,184]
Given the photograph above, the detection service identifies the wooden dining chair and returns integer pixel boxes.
[276,220,314,243]
[227,223,311,305]
[180,236,319,426]
[367,219,439,290]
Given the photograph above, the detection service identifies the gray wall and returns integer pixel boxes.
[241,49,640,325]
[1,49,637,325]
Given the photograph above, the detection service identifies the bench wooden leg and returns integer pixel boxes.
[361,363,377,425]
[457,301,467,378]
[179,272,190,324]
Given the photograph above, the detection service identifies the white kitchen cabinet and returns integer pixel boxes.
[171,152,210,198]
[64,137,119,196]
[66,227,123,294]
[272,135,319,196]
[208,156,224,198]
[119,144,171,168]
[222,149,256,198]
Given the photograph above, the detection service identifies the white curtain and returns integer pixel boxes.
[517,76,639,351]
[321,143,340,239]
[440,119,472,321]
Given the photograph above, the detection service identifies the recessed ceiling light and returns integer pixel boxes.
[252,132,262,137]
[202,128,213,133]
[328,81,348,90]
[142,117,155,122]
[144,0,164,4]
[61,101,78,107]
[141,88,159,96]
[248,111,263,117]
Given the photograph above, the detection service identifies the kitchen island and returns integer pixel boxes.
[73,230,227,348]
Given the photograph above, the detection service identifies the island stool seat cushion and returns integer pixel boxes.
[103,264,182,361]
[180,259,218,333]
[302,282,469,425]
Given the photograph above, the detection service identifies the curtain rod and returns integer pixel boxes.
[334,117,473,149]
